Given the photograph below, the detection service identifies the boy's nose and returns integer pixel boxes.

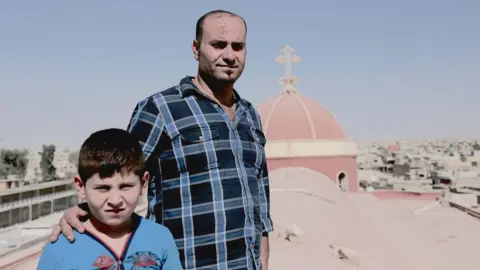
[107,196,124,207]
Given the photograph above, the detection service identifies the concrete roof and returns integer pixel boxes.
[269,167,414,269]
[269,167,480,270]
[0,212,64,257]
[350,194,480,270]
[3,167,480,269]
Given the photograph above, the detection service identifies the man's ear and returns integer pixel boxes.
[73,176,86,201]
[192,40,200,61]
[140,171,149,195]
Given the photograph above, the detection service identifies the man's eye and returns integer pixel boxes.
[232,43,243,51]
[212,42,226,49]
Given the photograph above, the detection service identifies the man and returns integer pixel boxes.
[50,10,273,270]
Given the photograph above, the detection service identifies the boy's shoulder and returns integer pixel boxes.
[137,217,174,237]
[43,230,87,251]
[39,231,88,267]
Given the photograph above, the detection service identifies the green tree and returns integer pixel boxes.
[473,142,480,151]
[68,151,79,167]
[0,148,29,178]
[0,153,7,178]
[39,144,56,182]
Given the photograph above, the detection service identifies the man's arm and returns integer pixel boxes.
[50,97,164,242]
[259,161,273,269]
[261,235,270,270]
[127,97,165,163]
[254,111,273,269]
[128,97,166,222]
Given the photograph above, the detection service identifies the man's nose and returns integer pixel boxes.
[222,46,235,63]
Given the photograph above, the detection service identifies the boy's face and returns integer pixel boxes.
[74,171,149,228]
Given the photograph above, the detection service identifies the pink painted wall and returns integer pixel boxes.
[266,156,359,192]
[371,191,440,201]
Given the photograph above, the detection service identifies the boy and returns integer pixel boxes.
[37,128,183,269]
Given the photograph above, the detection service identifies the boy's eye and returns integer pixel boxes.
[120,184,133,190]
[95,186,110,191]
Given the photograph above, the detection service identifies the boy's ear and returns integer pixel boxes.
[73,176,86,201]
[140,171,149,195]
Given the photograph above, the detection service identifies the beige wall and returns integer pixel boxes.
[266,140,358,158]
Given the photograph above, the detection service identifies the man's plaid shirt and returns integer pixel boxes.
[127,76,273,270]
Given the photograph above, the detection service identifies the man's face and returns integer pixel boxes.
[74,171,148,228]
[193,14,246,85]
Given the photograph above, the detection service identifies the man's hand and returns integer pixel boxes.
[261,235,270,270]
[50,204,88,243]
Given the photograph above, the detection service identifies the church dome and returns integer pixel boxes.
[256,45,346,141]
[257,91,346,141]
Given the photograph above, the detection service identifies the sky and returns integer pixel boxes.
[1,0,479,149]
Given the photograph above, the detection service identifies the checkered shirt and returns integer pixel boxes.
[127,76,273,270]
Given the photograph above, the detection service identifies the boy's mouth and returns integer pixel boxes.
[106,208,125,214]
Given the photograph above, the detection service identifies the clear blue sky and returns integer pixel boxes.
[1,1,479,149]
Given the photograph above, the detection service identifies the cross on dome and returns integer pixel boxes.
[275,44,301,94]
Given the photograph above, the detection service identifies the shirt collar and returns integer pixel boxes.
[177,76,245,106]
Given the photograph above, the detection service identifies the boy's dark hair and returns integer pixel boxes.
[77,128,144,183]
[195,9,247,44]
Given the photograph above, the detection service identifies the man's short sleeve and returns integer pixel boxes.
[252,108,274,234]
[127,97,165,162]
[260,160,274,234]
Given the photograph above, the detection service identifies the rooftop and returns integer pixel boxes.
[269,167,480,270]
[0,180,72,197]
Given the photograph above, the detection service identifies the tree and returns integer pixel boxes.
[68,151,79,167]
[473,142,480,151]
[0,154,7,178]
[39,144,56,182]
[0,148,29,178]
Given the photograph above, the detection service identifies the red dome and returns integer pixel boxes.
[257,90,346,141]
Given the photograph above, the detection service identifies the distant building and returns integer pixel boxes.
[0,179,77,228]
[0,175,24,190]
[392,163,409,177]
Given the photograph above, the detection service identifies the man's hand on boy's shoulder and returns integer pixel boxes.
[50,203,89,243]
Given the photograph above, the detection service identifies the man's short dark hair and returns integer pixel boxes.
[195,9,247,44]
[77,128,144,183]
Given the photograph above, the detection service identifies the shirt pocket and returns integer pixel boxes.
[245,128,267,170]
[177,126,221,172]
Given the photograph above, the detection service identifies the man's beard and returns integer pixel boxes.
[199,68,241,92]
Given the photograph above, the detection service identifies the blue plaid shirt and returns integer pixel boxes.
[127,76,273,270]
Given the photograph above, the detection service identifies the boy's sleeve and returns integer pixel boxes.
[37,242,61,270]
[162,230,183,269]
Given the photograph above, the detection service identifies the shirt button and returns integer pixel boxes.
[199,135,204,140]
[213,104,218,107]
